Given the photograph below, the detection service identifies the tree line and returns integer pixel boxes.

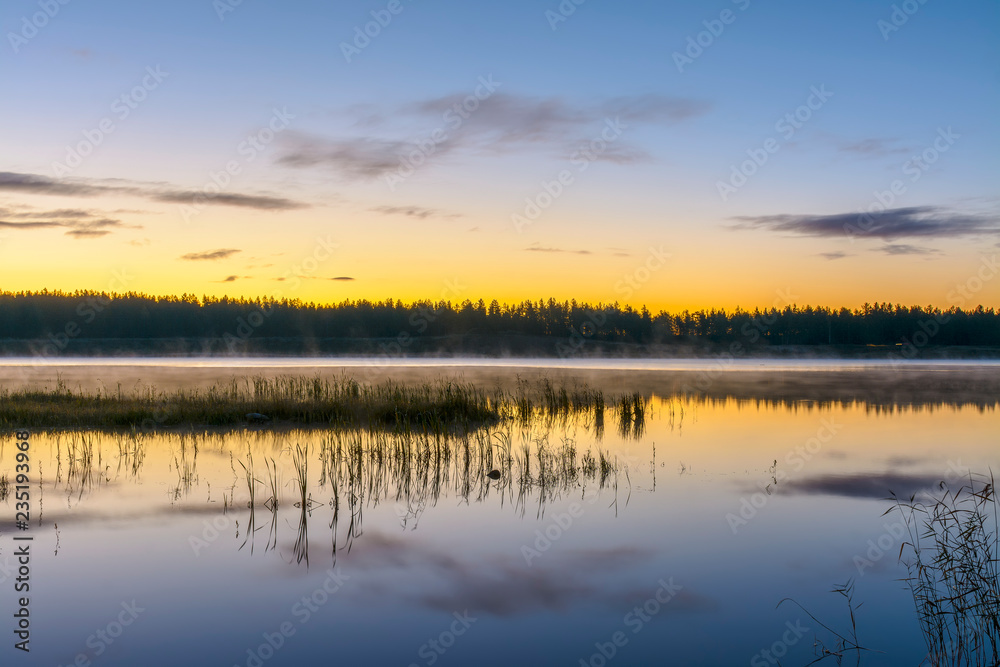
[0,290,997,350]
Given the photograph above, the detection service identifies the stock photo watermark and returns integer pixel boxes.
[613,246,671,300]
[545,0,589,31]
[370,278,466,363]
[340,0,418,63]
[877,0,931,41]
[578,578,684,666]
[179,107,294,224]
[726,417,843,534]
[222,235,339,351]
[24,269,134,361]
[672,0,752,73]
[383,75,502,191]
[233,567,350,667]
[845,127,959,241]
[511,117,626,232]
[853,459,968,576]
[717,85,833,201]
[750,620,809,666]
[407,611,477,667]
[678,287,800,396]
[7,0,73,53]
[52,66,169,177]
[56,601,145,667]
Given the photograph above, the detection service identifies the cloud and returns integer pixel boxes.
[277,136,416,179]
[837,137,910,157]
[0,171,308,211]
[276,92,709,179]
[877,243,942,256]
[346,532,717,617]
[275,275,354,282]
[9,208,93,219]
[369,205,461,220]
[64,229,111,238]
[180,248,241,261]
[778,472,945,499]
[819,251,849,260]
[525,246,591,255]
[0,220,63,229]
[150,191,305,211]
[587,143,654,165]
[0,205,134,238]
[734,206,1000,240]
[0,172,98,196]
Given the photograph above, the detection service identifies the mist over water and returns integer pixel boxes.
[0,361,996,665]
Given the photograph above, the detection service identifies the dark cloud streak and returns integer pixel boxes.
[0,171,307,211]
[734,206,999,240]
[180,248,242,261]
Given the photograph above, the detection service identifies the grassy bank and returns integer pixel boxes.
[0,375,645,433]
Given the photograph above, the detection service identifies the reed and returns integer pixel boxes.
[888,473,1000,666]
[0,374,649,437]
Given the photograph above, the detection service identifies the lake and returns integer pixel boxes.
[0,359,997,666]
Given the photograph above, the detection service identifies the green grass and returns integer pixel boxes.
[0,374,645,435]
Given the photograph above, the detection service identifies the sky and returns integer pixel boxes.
[0,0,997,312]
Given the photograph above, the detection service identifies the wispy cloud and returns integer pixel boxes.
[344,531,717,618]
[0,172,308,211]
[0,172,98,196]
[276,92,709,179]
[369,205,461,220]
[277,136,415,179]
[819,251,849,260]
[836,137,910,157]
[65,229,112,238]
[180,248,241,261]
[274,275,355,282]
[734,206,999,240]
[0,220,62,229]
[151,191,303,210]
[0,204,136,238]
[877,243,942,256]
[525,246,592,255]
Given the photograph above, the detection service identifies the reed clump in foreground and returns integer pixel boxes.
[0,375,640,434]
[889,473,1000,667]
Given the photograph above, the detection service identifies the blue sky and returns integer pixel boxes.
[1,0,997,309]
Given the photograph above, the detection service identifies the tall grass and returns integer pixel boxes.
[888,473,1000,666]
[0,374,648,438]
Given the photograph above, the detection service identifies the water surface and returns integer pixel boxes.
[0,360,996,666]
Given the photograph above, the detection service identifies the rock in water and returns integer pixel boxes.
[246,412,271,422]
[486,470,501,480]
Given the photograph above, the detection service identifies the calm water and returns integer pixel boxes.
[0,360,997,666]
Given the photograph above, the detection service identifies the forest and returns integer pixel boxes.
[0,290,997,355]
